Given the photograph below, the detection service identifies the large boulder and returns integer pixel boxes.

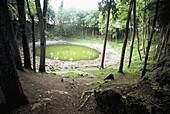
[149,57,170,87]
[94,84,130,113]
[94,56,170,114]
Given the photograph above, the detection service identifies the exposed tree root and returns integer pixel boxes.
[79,90,94,109]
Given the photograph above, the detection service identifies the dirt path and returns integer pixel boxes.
[9,69,99,114]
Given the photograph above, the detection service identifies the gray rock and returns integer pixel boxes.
[42,98,52,102]
[31,103,42,110]
[61,77,74,84]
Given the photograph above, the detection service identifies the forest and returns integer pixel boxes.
[0,0,170,113]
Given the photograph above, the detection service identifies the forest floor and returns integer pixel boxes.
[0,40,141,114]
[9,68,133,114]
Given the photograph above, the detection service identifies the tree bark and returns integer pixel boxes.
[101,0,111,69]
[147,19,150,40]
[137,28,142,60]
[128,0,136,68]
[26,0,36,72]
[0,1,24,71]
[16,0,32,69]
[164,22,170,56]
[153,30,158,41]
[140,0,146,56]
[118,0,133,73]
[141,19,145,55]
[154,27,164,60]
[115,28,119,42]
[0,0,28,109]
[35,0,46,72]
[157,22,170,61]
[43,0,48,30]
[141,0,160,77]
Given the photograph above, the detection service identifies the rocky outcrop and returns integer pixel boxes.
[94,56,170,114]
[94,84,150,114]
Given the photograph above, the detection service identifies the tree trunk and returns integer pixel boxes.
[157,22,170,61]
[147,19,150,40]
[110,34,113,41]
[35,0,46,72]
[82,21,84,35]
[32,16,36,72]
[164,22,170,56]
[141,0,146,56]
[26,0,36,72]
[86,24,88,35]
[153,30,158,41]
[43,0,48,30]
[101,0,111,69]
[1,2,23,71]
[128,0,136,68]
[115,28,119,42]
[154,28,164,60]
[0,0,28,109]
[11,19,18,40]
[118,0,133,73]
[141,0,159,77]
[16,0,32,69]
[141,19,145,55]
[137,28,142,60]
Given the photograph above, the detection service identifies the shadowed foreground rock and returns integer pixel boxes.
[94,84,150,114]
[94,56,170,114]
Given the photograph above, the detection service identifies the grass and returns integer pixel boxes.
[63,71,91,78]
[80,68,117,77]
[79,68,141,84]
[109,37,158,77]
[45,35,158,84]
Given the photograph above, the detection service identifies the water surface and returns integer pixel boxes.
[36,44,100,61]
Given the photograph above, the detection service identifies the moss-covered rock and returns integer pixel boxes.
[94,56,170,114]
[94,84,131,113]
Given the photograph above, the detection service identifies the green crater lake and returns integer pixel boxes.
[36,44,100,61]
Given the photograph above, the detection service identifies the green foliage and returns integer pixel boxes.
[98,0,118,36]
[54,3,100,37]
[25,0,36,16]
[7,0,18,19]
[63,71,91,78]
